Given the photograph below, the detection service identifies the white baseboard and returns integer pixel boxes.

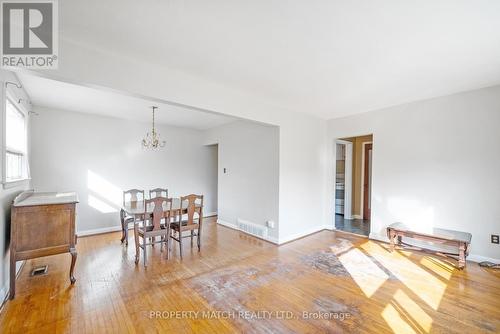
[217,221,331,245]
[368,232,500,264]
[77,225,122,237]
[278,225,330,244]
[217,219,236,229]
[369,232,388,243]
[216,219,279,244]
[1,260,25,309]
[352,215,362,220]
[466,254,499,264]
[78,212,218,237]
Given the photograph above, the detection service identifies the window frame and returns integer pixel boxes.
[2,87,30,188]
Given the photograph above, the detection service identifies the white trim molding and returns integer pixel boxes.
[278,225,331,244]
[78,212,218,237]
[369,232,500,264]
[359,141,373,220]
[468,254,500,264]
[77,225,123,237]
[335,139,353,219]
[216,219,278,244]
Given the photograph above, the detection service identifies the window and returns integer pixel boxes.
[5,97,29,183]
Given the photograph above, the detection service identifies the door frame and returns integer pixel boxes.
[335,140,353,220]
[360,141,373,220]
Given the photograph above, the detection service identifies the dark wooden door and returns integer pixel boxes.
[363,143,372,220]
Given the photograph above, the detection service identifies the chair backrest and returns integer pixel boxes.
[180,194,203,227]
[144,197,172,231]
[123,189,145,205]
[149,188,168,199]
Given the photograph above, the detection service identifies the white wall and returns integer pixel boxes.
[0,70,31,302]
[30,107,218,234]
[278,114,329,243]
[29,38,329,245]
[204,121,280,242]
[328,85,500,262]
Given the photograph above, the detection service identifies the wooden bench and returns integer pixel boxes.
[387,223,472,269]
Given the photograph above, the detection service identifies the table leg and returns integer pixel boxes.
[134,217,140,264]
[120,209,126,244]
[70,247,77,284]
[197,226,201,251]
[125,224,129,246]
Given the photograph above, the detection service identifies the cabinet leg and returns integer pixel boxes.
[70,248,77,284]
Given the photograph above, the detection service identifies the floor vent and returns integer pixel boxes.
[237,219,268,239]
[31,265,48,277]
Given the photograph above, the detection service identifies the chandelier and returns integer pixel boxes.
[142,106,165,149]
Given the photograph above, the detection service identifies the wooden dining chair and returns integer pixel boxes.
[123,189,145,204]
[149,188,168,199]
[169,194,203,259]
[121,189,145,245]
[134,197,173,267]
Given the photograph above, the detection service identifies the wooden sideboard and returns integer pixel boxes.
[10,190,79,299]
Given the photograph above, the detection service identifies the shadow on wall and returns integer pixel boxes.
[1,190,26,253]
[2,206,11,254]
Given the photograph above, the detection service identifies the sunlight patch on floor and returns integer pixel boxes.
[393,289,433,332]
[338,247,389,298]
[419,257,453,280]
[382,303,417,334]
[361,241,448,310]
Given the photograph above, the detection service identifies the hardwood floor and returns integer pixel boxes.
[1,217,499,333]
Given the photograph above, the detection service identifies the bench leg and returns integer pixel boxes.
[458,242,466,269]
[389,229,396,252]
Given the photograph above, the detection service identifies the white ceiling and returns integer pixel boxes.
[59,1,500,119]
[17,73,237,130]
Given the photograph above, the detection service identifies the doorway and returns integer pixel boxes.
[334,134,373,236]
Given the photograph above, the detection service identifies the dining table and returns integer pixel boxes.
[120,198,203,245]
